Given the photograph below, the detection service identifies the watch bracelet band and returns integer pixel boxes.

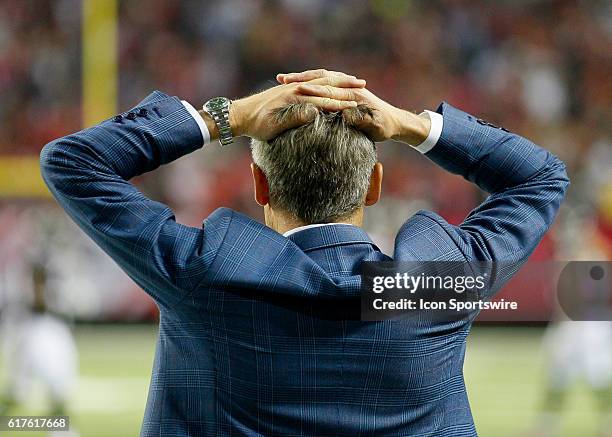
[212,107,233,146]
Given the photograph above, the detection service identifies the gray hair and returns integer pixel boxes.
[251,104,377,224]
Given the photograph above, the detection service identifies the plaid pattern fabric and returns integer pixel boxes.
[41,92,569,436]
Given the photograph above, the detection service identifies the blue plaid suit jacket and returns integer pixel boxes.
[40,91,569,436]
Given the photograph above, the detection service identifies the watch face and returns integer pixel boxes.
[205,97,229,112]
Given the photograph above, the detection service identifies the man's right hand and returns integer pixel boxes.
[277,69,431,145]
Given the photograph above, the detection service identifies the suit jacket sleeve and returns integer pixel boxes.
[40,91,222,309]
[415,102,570,295]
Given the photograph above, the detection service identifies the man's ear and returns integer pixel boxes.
[365,162,383,206]
[251,163,270,206]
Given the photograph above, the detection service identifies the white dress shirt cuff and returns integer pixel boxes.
[181,100,211,146]
[412,110,443,154]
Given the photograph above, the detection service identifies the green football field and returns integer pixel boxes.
[1,325,601,436]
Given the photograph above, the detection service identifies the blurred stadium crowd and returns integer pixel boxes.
[0,0,610,320]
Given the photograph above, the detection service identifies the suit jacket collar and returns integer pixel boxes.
[286,223,379,252]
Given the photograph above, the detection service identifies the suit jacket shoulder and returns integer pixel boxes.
[394,210,468,261]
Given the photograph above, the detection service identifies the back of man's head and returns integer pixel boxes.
[251,104,377,224]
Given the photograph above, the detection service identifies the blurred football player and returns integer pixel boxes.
[0,263,78,422]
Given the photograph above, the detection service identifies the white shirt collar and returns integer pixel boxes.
[283,222,354,237]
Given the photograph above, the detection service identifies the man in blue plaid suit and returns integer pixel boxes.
[41,69,568,436]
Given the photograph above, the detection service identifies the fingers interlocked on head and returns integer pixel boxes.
[271,102,376,139]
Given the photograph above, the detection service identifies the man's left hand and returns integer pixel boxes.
[201,71,367,142]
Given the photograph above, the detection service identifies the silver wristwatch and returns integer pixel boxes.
[203,97,233,146]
